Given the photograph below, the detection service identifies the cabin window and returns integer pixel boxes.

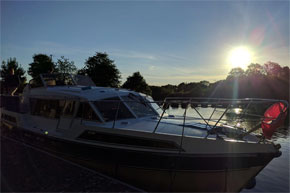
[30,98,37,114]
[62,101,75,116]
[94,97,134,122]
[30,99,62,119]
[77,102,101,122]
[122,94,157,117]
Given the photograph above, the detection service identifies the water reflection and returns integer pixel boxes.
[168,107,254,127]
[272,126,290,140]
[166,106,289,138]
[242,126,290,192]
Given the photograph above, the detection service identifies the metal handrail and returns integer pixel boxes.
[3,94,288,147]
[99,97,288,146]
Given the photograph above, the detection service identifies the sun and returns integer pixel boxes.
[228,47,252,70]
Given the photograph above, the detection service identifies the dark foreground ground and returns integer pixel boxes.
[1,136,141,192]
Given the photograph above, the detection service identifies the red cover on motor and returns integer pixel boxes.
[261,102,287,139]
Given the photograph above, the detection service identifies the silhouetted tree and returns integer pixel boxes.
[245,63,265,76]
[227,67,245,79]
[177,82,187,94]
[150,84,177,101]
[122,72,152,95]
[199,80,210,87]
[80,52,121,87]
[149,62,288,102]
[56,56,77,74]
[264,61,282,77]
[1,58,26,94]
[280,66,290,80]
[77,68,86,75]
[28,54,56,80]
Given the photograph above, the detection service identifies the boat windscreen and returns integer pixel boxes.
[77,102,101,122]
[94,97,134,122]
[122,94,158,117]
[72,75,96,86]
[144,96,163,115]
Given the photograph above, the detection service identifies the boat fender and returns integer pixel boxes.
[261,102,287,139]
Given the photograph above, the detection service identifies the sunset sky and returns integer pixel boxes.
[1,1,289,85]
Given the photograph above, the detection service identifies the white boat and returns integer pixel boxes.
[1,73,288,192]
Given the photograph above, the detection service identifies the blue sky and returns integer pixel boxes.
[1,1,289,85]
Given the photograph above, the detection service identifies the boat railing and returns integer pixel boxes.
[88,97,288,142]
[153,98,288,136]
[1,93,288,143]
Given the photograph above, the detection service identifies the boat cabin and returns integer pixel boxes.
[22,74,159,128]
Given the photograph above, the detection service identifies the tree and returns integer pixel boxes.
[1,58,26,94]
[150,84,177,100]
[263,61,282,77]
[56,56,77,74]
[122,72,152,95]
[80,52,121,87]
[199,80,210,87]
[28,54,56,80]
[245,63,265,76]
[280,66,290,80]
[227,67,245,79]
[77,68,86,75]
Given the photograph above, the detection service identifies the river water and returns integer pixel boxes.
[166,106,289,192]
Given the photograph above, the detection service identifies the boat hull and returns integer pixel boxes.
[1,124,277,192]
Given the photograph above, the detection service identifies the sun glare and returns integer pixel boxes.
[228,47,252,70]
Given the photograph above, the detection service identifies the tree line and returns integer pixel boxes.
[1,52,151,95]
[1,53,289,102]
[151,62,289,102]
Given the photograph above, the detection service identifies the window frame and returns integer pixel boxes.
[76,101,104,123]
[61,100,76,117]
[121,94,159,118]
[30,98,62,119]
[119,97,138,119]
[93,97,136,122]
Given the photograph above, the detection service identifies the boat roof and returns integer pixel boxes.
[26,85,139,101]
[26,73,143,101]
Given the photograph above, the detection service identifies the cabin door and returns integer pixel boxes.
[57,100,75,130]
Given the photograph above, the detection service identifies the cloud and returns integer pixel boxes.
[2,41,231,86]
[139,64,228,85]
[109,49,156,60]
[35,41,91,55]
[149,65,156,71]
[109,49,192,65]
